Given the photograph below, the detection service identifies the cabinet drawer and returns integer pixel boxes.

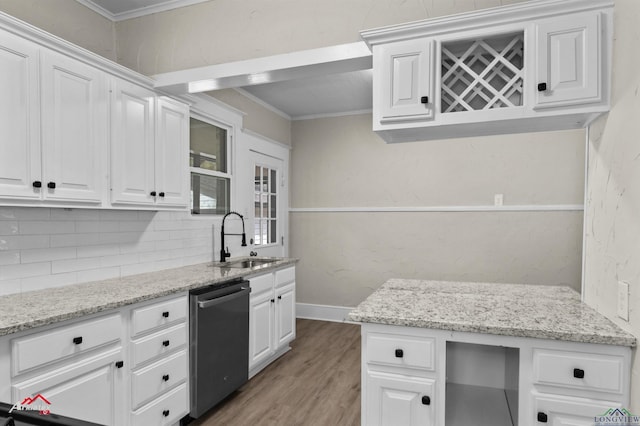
[131,295,187,337]
[131,350,188,409]
[533,349,624,394]
[131,382,188,426]
[533,393,621,425]
[275,267,295,287]
[131,323,187,367]
[12,314,121,376]
[250,273,274,295]
[366,332,435,371]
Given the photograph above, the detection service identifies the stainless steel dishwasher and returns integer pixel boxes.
[189,278,250,418]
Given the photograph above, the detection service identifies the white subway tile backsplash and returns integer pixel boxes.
[20,221,76,235]
[0,221,19,235]
[21,247,76,264]
[0,262,51,280]
[0,235,50,250]
[0,207,219,296]
[52,257,102,274]
[0,251,20,266]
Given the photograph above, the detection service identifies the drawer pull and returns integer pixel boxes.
[162,410,170,417]
[150,191,157,196]
[162,340,170,347]
[72,336,83,345]
[420,96,429,104]
[162,311,169,318]
[537,412,548,423]
[115,361,124,368]
[47,181,56,189]
[395,349,403,358]
[538,82,547,92]
[32,181,42,188]
[162,374,170,382]
[573,368,585,379]
[421,395,431,405]
[159,192,165,197]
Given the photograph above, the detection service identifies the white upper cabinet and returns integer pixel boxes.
[40,50,107,204]
[0,31,40,200]
[0,12,191,210]
[534,12,601,109]
[361,0,613,142]
[110,81,189,210]
[375,39,435,125]
[154,97,189,208]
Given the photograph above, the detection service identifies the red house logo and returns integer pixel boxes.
[9,393,51,415]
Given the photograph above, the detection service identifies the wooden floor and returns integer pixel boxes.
[191,319,361,426]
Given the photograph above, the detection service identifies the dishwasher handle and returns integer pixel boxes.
[197,287,250,309]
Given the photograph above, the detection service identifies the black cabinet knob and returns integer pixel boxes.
[150,191,157,196]
[47,182,56,189]
[573,368,585,379]
[115,361,124,368]
[278,295,282,300]
[420,96,429,104]
[537,82,548,92]
[72,336,83,345]
[32,181,42,188]
[162,340,170,347]
[162,374,170,382]
[271,299,275,303]
[162,410,170,417]
[159,192,165,197]
[421,396,431,405]
[395,349,403,358]
[537,412,548,423]
[162,311,169,318]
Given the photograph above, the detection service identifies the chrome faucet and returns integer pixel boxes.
[220,211,247,262]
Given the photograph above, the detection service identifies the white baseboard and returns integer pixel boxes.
[296,303,358,324]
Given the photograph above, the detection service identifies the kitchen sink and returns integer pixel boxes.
[223,259,277,269]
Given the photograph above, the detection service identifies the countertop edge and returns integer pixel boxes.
[0,257,298,337]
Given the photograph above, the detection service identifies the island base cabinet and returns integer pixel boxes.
[364,371,435,426]
[533,394,621,425]
[11,348,125,425]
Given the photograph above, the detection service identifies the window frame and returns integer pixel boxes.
[189,112,233,216]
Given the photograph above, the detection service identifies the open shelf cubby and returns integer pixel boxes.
[445,342,519,426]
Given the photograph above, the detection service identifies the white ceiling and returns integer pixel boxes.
[76,0,211,21]
[239,70,373,120]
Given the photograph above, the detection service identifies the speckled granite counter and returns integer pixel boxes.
[0,257,297,337]
[348,279,636,347]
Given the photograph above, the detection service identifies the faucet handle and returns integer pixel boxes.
[225,247,230,255]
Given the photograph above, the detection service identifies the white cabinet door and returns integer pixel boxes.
[249,290,274,369]
[366,371,435,426]
[110,78,156,206]
[533,394,620,425]
[375,38,435,125]
[0,31,41,200]
[275,283,296,348]
[40,50,107,204]
[12,348,125,426]
[155,97,189,208]
[534,12,601,109]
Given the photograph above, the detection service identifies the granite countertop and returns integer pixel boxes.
[348,279,637,347]
[0,257,297,337]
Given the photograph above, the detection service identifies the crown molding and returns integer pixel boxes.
[75,0,212,22]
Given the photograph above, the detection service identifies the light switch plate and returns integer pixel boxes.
[494,194,504,206]
[617,281,629,321]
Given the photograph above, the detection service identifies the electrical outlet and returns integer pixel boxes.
[617,281,629,321]
[494,194,504,206]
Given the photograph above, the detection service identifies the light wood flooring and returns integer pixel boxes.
[191,319,361,426]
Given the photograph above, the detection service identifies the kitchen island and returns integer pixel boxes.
[349,279,636,426]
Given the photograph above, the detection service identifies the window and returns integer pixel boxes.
[190,117,231,215]
[254,165,277,245]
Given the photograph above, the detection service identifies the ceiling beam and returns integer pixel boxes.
[152,41,372,95]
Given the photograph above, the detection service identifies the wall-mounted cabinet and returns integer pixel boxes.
[0,13,190,210]
[361,0,613,142]
[111,79,189,209]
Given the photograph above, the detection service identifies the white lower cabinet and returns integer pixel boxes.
[360,324,632,426]
[249,266,296,377]
[366,371,435,426]
[1,293,189,426]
